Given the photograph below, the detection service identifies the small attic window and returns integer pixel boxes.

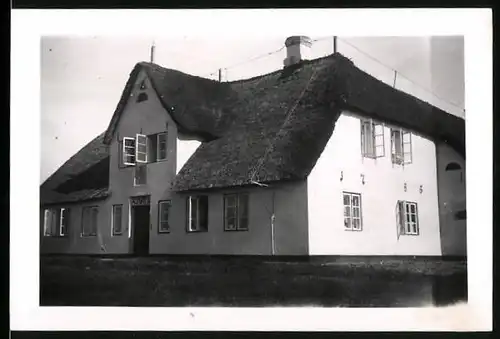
[445,162,461,171]
[137,92,148,103]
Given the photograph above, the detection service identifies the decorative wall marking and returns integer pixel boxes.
[340,171,343,181]
[419,185,423,194]
[360,174,365,185]
[404,182,407,192]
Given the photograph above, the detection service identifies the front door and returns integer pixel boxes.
[132,205,150,256]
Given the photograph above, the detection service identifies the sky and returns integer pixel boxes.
[40,36,465,184]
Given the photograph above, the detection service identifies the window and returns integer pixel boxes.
[396,201,419,236]
[187,196,208,232]
[82,206,99,237]
[157,133,168,161]
[122,132,167,166]
[43,208,69,237]
[158,200,171,233]
[147,132,168,162]
[361,119,384,158]
[137,93,148,103]
[134,164,147,186]
[112,205,123,235]
[135,134,148,163]
[343,192,362,231]
[224,193,249,231]
[391,128,412,165]
[122,137,136,166]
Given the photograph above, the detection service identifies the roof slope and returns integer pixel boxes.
[103,62,237,144]
[41,52,465,202]
[40,132,110,205]
[173,53,465,191]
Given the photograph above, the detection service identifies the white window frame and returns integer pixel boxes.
[123,137,136,166]
[343,192,362,231]
[135,133,148,163]
[224,193,249,231]
[59,208,67,236]
[391,128,412,165]
[43,209,52,236]
[361,119,384,159]
[43,208,68,237]
[397,200,419,237]
[111,204,123,236]
[156,132,168,162]
[158,200,171,233]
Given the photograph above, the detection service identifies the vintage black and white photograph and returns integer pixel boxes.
[10,8,492,332]
[38,34,467,308]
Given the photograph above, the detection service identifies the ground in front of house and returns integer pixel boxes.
[40,255,467,307]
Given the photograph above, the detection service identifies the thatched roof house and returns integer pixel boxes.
[40,52,465,205]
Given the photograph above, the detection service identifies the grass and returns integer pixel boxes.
[40,255,467,307]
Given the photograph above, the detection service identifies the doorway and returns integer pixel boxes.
[131,205,150,256]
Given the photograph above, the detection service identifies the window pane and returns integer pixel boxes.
[226,217,236,230]
[410,213,416,223]
[124,139,135,147]
[343,194,350,206]
[113,205,122,234]
[412,223,418,234]
[352,195,360,207]
[238,217,249,230]
[344,217,351,229]
[91,208,98,235]
[199,196,208,230]
[405,203,410,213]
[344,206,350,217]
[353,218,360,230]
[160,221,169,232]
[239,194,249,218]
[410,203,416,213]
[353,207,359,218]
[403,132,411,143]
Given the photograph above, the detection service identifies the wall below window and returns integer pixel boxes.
[307,110,442,256]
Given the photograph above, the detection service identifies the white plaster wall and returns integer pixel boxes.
[176,138,201,174]
[307,111,442,256]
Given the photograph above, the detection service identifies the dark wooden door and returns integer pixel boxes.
[132,205,150,256]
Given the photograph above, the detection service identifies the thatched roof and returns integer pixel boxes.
[40,52,465,203]
[173,53,465,191]
[40,132,110,206]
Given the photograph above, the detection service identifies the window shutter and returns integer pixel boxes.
[360,121,365,156]
[396,201,404,240]
[403,131,412,164]
[60,208,70,236]
[123,137,136,166]
[135,134,148,163]
[374,124,385,157]
[43,210,50,236]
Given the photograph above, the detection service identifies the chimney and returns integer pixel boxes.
[283,36,312,67]
[150,41,156,63]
